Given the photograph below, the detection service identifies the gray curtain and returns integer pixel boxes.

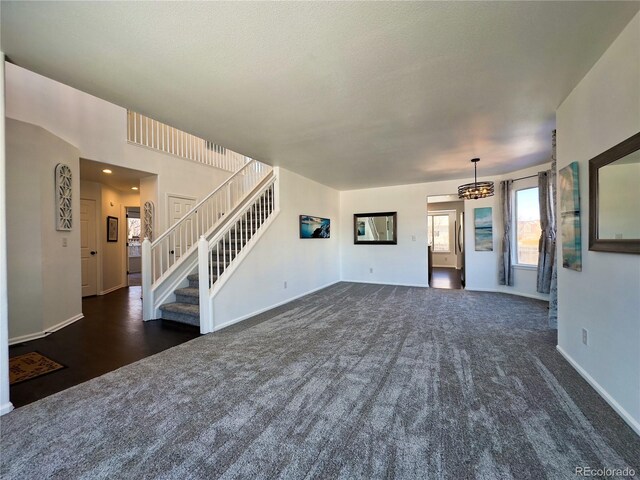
[548,130,558,327]
[536,171,555,293]
[498,180,514,286]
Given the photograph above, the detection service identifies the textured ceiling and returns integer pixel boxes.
[2,2,638,190]
[79,159,152,193]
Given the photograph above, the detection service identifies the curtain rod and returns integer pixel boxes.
[512,173,539,182]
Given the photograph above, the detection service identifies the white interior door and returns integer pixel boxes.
[168,195,195,227]
[80,198,98,297]
[167,194,196,258]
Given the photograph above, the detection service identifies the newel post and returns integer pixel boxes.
[198,236,212,334]
[141,237,154,321]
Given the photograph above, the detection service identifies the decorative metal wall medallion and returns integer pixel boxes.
[55,163,72,231]
[143,201,155,241]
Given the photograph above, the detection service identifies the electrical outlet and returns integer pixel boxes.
[62,238,68,247]
[411,235,416,242]
[284,281,287,289]
[369,268,373,274]
[582,328,588,346]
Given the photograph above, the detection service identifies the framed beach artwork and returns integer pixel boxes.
[559,162,582,271]
[299,215,330,238]
[474,207,493,251]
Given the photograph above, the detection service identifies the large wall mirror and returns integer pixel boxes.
[354,212,397,245]
[589,131,640,254]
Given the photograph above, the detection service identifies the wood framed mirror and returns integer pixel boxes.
[589,131,640,254]
[354,212,397,245]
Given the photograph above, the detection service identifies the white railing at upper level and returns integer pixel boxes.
[198,177,277,331]
[147,159,272,284]
[127,110,248,172]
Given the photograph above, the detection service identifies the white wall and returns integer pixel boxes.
[6,119,82,342]
[80,180,140,294]
[211,168,340,329]
[462,168,548,300]
[5,62,232,237]
[340,163,550,300]
[556,12,640,434]
[4,62,234,342]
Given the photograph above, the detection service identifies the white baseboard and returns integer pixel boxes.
[99,284,126,296]
[341,279,429,288]
[212,279,342,333]
[465,286,549,302]
[45,313,84,334]
[556,345,640,437]
[8,313,84,345]
[0,402,14,416]
[8,331,48,346]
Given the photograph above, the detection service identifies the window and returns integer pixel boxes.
[515,187,541,266]
[127,217,141,257]
[427,214,450,252]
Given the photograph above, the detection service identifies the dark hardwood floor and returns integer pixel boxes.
[430,267,463,290]
[9,286,199,408]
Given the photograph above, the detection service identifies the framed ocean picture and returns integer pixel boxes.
[559,162,582,271]
[474,207,493,251]
[299,215,330,239]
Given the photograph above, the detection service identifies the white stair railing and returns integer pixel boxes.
[127,111,248,172]
[146,159,271,286]
[198,177,278,332]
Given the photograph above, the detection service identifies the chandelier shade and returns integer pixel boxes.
[458,158,494,199]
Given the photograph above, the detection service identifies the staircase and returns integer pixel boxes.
[142,156,275,325]
[150,180,276,329]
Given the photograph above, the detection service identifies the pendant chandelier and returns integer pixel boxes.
[458,158,494,200]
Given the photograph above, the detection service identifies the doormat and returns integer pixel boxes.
[9,352,65,385]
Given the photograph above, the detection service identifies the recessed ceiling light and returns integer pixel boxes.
[131,187,139,190]
[102,169,112,174]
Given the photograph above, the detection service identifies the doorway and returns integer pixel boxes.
[427,195,465,290]
[126,207,141,286]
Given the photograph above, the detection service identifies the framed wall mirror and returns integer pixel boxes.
[354,212,397,245]
[589,131,640,254]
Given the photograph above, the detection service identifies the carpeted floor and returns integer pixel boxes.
[1,282,638,479]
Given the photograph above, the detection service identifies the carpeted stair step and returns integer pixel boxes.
[210,247,242,258]
[248,206,273,215]
[249,200,273,210]
[224,234,252,245]
[217,242,247,251]
[187,273,220,288]
[174,287,199,305]
[235,222,261,231]
[157,195,274,329]
[239,213,272,224]
[159,302,199,326]
[218,231,255,244]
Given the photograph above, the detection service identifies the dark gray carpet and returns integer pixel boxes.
[1,282,638,479]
